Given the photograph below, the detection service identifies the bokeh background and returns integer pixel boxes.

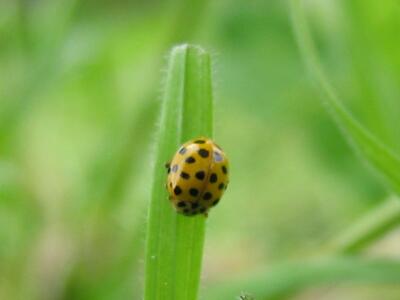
[1,0,400,299]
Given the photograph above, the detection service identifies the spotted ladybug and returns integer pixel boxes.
[166,137,229,216]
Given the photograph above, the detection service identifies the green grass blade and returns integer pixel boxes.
[144,44,213,300]
[204,257,400,300]
[327,195,400,254]
[290,0,400,195]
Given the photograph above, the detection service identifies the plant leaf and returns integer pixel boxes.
[326,195,400,254]
[144,44,213,300]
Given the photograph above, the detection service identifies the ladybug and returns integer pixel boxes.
[165,137,229,216]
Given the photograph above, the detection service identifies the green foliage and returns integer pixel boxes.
[290,0,400,195]
[1,0,400,299]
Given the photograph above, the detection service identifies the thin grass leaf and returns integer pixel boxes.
[327,195,400,254]
[204,257,400,300]
[144,44,213,300]
[290,0,400,195]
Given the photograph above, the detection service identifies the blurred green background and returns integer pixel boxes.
[1,0,400,299]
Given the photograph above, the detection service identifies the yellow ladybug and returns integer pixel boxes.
[166,137,229,216]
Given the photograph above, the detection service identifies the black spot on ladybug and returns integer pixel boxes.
[198,149,209,158]
[209,173,218,183]
[179,147,187,155]
[172,164,178,173]
[218,183,224,190]
[174,186,182,195]
[194,140,205,144]
[189,188,199,197]
[212,198,220,206]
[185,156,196,163]
[203,192,212,200]
[222,165,228,174]
[213,151,223,162]
[195,171,205,180]
[177,201,186,207]
[191,202,199,209]
[180,172,190,179]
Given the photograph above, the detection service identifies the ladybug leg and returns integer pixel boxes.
[203,212,209,218]
[165,162,171,173]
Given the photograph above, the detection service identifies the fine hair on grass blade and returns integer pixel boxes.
[290,0,400,195]
[144,44,213,300]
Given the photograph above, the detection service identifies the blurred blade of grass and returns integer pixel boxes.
[73,100,158,218]
[0,0,210,148]
[63,101,156,298]
[204,257,400,300]
[16,0,33,53]
[0,0,79,146]
[144,44,213,300]
[0,162,42,297]
[63,104,155,297]
[290,0,400,195]
[326,195,400,254]
[63,226,145,300]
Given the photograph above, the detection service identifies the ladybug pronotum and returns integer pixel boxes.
[166,137,229,216]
